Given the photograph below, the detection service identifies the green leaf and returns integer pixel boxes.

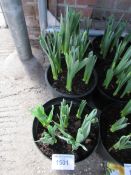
[31,105,54,127]
[121,79,131,98]
[59,99,72,128]
[83,51,97,84]
[121,100,131,117]
[37,131,57,145]
[103,68,114,89]
[112,134,131,151]
[76,100,87,119]
[110,117,129,133]
[76,109,98,143]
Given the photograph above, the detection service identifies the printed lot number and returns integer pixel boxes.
[52,154,75,170]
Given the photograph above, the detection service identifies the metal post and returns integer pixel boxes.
[0,0,32,61]
[38,0,47,33]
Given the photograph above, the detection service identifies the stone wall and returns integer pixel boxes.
[21,0,131,47]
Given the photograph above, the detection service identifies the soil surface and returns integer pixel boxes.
[48,65,95,96]
[100,104,131,164]
[34,103,99,162]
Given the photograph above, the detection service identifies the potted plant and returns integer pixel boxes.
[31,97,99,163]
[40,8,97,98]
[93,34,131,109]
[100,100,131,165]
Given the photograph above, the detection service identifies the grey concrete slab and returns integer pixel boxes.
[0,29,15,59]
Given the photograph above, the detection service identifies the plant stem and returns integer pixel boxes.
[66,72,72,92]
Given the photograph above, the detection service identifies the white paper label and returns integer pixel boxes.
[110,170,119,175]
[124,164,131,175]
[52,154,75,170]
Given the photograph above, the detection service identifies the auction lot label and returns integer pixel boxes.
[52,154,75,170]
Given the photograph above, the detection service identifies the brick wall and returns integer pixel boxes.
[56,0,131,30]
[21,0,131,47]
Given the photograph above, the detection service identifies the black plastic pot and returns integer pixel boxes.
[32,97,100,163]
[93,85,128,110]
[45,65,98,99]
[99,103,131,166]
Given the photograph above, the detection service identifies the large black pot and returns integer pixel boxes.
[32,97,100,163]
[45,65,98,99]
[99,103,131,166]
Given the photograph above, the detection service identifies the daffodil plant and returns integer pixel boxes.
[103,38,131,98]
[109,102,131,152]
[111,134,131,151]
[110,117,129,133]
[39,7,96,92]
[59,7,80,54]
[100,15,126,59]
[32,99,98,151]
[39,32,62,80]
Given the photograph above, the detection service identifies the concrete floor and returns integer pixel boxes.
[0,29,106,175]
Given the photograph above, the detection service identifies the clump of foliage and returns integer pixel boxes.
[40,7,97,92]
[111,134,131,151]
[32,99,98,151]
[65,47,96,92]
[110,117,129,133]
[58,109,97,151]
[109,102,131,152]
[103,35,131,98]
[69,31,90,61]
[76,100,87,119]
[59,7,81,54]
[59,99,72,129]
[32,104,57,145]
[39,32,62,80]
[100,15,127,59]
[32,104,54,127]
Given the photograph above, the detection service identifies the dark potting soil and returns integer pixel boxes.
[35,104,99,162]
[51,67,95,96]
[101,104,131,164]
